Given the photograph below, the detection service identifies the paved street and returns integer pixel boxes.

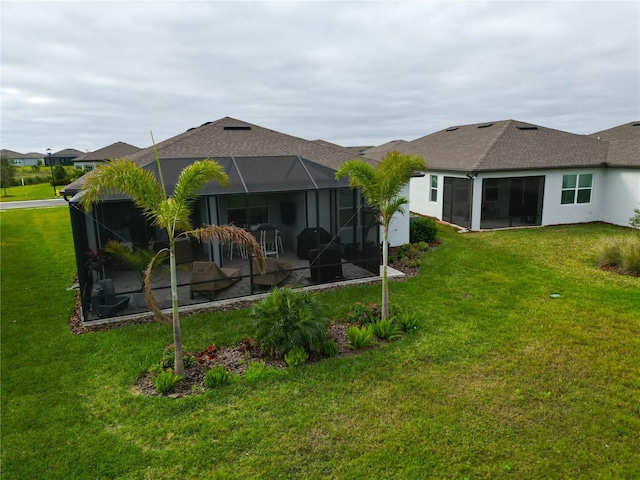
[0,198,67,210]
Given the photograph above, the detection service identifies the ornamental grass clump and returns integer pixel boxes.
[153,370,183,393]
[284,346,309,367]
[371,319,402,341]
[598,235,640,275]
[347,325,374,350]
[204,366,231,388]
[249,287,329,357]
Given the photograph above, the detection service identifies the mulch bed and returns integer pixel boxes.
[135,322,362,398]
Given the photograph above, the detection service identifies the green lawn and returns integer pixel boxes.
[0,182,60,201]
[1,208,639,479]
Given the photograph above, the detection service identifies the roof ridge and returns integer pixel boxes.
[470,120,512,171]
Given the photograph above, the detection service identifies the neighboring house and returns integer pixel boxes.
[47,148,83,166]
[63,117,415,321]
[0,149,43,167]
[365,120,640,230]
[72,141,141,171]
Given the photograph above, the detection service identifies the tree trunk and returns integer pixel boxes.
[381,225,389,321]
[169,241,185,376]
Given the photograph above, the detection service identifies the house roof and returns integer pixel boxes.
[73,142,141,162]
[589,121,640,141]
[51,148,83,158]
[126,117,374,170]
[64,117,374,195]
[365,120,613,172]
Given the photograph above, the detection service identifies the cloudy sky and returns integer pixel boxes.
[1,1,638,154]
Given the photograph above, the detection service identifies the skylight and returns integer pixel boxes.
[516,126,538,130]
[224,126,252,131]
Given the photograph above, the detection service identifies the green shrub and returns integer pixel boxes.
[395,311,419,332]
[629,207,640,229]
[371,319,402,341]
[598,236,640,275]
[388,242,429,268]
[155,344,195,371]
[204,366,231,388]
[249,287,329,357]
[284,346,309,367]
[410,217,438,244]
[153,370,183,393]
[322,339,339,358]
[620,236,640,274]
[244,360,285,383]
[347,325,374,349]
[347,302,381,325]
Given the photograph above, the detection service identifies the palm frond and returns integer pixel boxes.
[189,225,266,273]
[80,159,165,217]
[173,160,228,211]
[144,249,171,323]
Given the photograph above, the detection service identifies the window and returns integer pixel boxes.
[226,194,269,227]
[561,174,592,205]
[430,175,438,202]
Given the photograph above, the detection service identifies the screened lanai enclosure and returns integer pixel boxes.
[480,176,545,229]
[67,155,381,322]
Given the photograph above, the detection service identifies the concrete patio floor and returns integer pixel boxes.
[84,247,395,324]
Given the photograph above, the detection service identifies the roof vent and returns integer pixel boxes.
[223,126,252,131]
[633,122,640,127]
[446,127,458,132]
[477,123,494,129]
[186,127,196,132]
[516,126,538,130]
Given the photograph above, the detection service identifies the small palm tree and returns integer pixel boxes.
[336,152,426,321]
[80,147,265,375]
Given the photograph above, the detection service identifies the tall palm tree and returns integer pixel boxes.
[80,148,265,375]
[336,152,426,321]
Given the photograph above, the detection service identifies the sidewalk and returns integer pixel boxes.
[0,198,67,210]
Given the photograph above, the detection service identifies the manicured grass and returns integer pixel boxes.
[0,182,60,201]
[1,210,639,479]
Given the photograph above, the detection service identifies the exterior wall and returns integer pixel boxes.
[416,168,630,230]
[386,183,410,246]
[540,168,603,227]
[601,168,640,227]
[410,172,444,220]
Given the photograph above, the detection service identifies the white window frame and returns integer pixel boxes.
[561,173,593,205]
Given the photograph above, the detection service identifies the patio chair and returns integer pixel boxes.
[260,229,280,258]
[190,261,242,300]
[252,257,291,287]
[93,279,130,317]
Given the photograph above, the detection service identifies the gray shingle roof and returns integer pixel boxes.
[590,121,640,141]
[64,117,375,195]
[127,117,375,171]
[367,120,614,172]
[73,142,140,162]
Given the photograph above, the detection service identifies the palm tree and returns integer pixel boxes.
[80,148,265,375]
[336,152,426,321]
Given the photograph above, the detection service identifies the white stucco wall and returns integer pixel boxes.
[409,172,444,220]
[412,166,639,230]
[541,168,603,226]
[386,183,411,246]
[600,168,640,227]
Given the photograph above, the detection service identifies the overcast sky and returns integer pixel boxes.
[1,1,638,154]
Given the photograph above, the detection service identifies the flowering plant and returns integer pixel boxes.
[347,302,381,326]
[85,248,109,272]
